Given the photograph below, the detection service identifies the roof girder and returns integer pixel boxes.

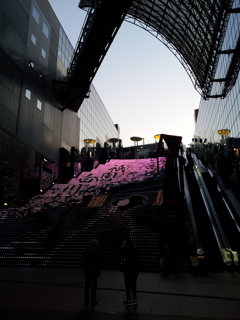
[126,0,233,97]
[77,0,234,102]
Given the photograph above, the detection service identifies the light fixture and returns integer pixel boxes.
[154,134,161,140]
[28,60,34,70]
[130,136,143,146]
[217,129,231,135]
[84,139,96,144]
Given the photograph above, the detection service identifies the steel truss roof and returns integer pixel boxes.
[78,0,235,100]
[124,0,234,99]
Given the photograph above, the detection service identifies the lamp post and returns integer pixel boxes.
[154,134,161,174]
[83,139,96,158]
[154,134,161,143]
[130,136,143,158]
[108,138,119,153]
[217,129,230,143]
[84,139,96,149]
[130,136,143,146]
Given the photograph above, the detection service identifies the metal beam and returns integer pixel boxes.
[64,0,133,112]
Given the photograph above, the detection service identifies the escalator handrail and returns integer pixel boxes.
[178,146,204,255]
[182,167,204,255]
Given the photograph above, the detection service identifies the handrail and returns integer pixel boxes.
[66,202,80,230]
[183,167,204,255]
[35,202,80,248]
[180,146,204,256]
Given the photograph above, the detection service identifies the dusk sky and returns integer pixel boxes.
[49,0,201,147]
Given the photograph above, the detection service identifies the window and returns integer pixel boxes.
[31,33,36,45]
[25,89,31,100]
[58,25,74,68]
[32,6,39,24]
[42,22,49,39]
[41,48,46,59]
[37,99,42,110]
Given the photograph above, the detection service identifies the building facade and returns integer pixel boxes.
[194,4,240,144]
[0,0,119,201]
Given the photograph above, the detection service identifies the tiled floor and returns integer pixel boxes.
[0,267,240,320]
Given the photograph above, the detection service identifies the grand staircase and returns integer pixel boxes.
[0,158,191,272]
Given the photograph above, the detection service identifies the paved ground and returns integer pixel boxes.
[0,267,240,320]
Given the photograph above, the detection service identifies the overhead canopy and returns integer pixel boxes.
[124,0,233,99]
[65,0,234,111]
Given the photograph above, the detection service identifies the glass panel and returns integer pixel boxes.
[37,99,42,110]
[41,48,46,59]
[32,6,39,24]
[25,89,31,100]
[42,21,49,39]
[31,33,36,45]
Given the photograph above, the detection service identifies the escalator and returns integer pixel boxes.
[183,152,224,269]
[182,146,239,271]
[200,165,240,266]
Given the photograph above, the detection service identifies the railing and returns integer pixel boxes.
[182,167,204,256]
[35,202,80,248]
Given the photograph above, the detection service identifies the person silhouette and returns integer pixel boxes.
[120,238,139,307]
[82,239,101,305]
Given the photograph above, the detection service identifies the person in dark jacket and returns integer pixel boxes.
[159,244,169,272]
[120,238,139,307]
[82,239,101,305]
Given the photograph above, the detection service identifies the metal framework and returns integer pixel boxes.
[124,0,233,99]
[63,0,133,111]
[64,0,235,111]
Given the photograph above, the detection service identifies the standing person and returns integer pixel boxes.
[159,244,169,272]
[82,239,101,306]
[120,238,139,307]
